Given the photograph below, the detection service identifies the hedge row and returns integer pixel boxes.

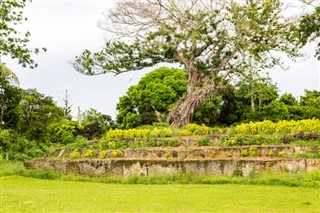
[235,119,320,134]
[105,124,210,141]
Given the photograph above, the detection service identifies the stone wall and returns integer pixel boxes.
[24,158,320,177]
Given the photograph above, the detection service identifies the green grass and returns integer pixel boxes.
[1,176,320,213]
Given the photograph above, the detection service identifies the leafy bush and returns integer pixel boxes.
[157,139,179,147]
[195,137,210,146]
[278,151,288,158]
[70,149,81,159]
[64,136,90,149]
[248,147,260,157]
[240,149,249,157]
[98,150,107,158]
[267,150,275,157]
[235,119,320,135]
[83,149,94,158]
[111,150,124,158]
[149,128,161,138]
[186,124,210,135]
[209,151,217,158]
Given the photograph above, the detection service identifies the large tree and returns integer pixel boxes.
[74,0,299,127]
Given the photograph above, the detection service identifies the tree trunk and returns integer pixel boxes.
[168,81,221,127]
[251,96,255,113]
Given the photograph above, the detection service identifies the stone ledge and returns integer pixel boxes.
[24,158,320,177]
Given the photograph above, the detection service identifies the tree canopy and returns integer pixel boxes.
[74,0,301,127]
[298,4,320,59]
[116,67,187,128]
[0,0,45,68]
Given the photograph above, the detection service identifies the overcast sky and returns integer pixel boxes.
[5,0,320,119]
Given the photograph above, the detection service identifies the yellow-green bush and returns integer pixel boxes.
[186,124,210,135]
[176,129,193,136]
[111,150,124,158]
[106,129,123,141]
[98,150,107,158]
[160,128,173,137]
[235,119,320,134]
[83,149,94,158]
[149,128,161,138]
[69,149,81,159]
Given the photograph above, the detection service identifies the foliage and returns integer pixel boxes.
[157,139,179,147]
[50,120,82,144]
[0,77,22,129]
[240,149,249,157]
[116,67,187,128]
[98,150,107,159]
[64,136,90,149]
[83,149,94,158]
[69,149,81,159]
[235,119,320,135]
[298,6,320,59]
[0,0,46,68]
[81,108,116,139]
[248,147,261,157]
[111,150,124,158]
[19,89,64,142]
[186,124,210,135]
[209,151,217,158]
[195,137,211,146]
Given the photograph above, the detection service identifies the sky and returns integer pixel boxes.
[5,0,320,120]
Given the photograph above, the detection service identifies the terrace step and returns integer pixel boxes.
[51,145,319,160]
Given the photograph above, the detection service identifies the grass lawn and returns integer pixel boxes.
[1,176,319,213]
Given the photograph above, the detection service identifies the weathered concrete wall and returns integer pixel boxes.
[24,158,320,177]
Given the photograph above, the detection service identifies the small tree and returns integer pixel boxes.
[62,90,73,120]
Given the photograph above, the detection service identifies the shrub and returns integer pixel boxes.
[145,139,156,147]
[107,141,117,149]
[195,137,210,146]
[160,128,173,137]
[171,150,178,158]
[219,135,231,146]
[158,139,179,147]
[235,119,320,135]
[282,135,291,144]
[165,151,171,158]
[267,150,275,157]
[83,149,94,158]
[293,131,305,140]
[240,149,249,157]
[186,124,210,135]
[278,151,288,158]
[305,133,319,140]
[65,136,90,149]
[98,150,107,158]
[111,150,124,158]
[177,129,193,136]
[106,129,123,141]
[248,147,260,157]
[209,151,217,158]
[70,149,81,159]
[149,128,161,138]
